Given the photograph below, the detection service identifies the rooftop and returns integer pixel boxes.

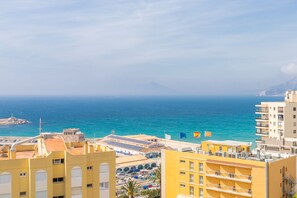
[44,137,67,152]
[204,140,252,147]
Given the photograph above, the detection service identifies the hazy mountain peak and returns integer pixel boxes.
[260,77,297,96]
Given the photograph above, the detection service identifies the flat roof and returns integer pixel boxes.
[204,140,252,147]
[125,134,158,140]
[103,140,144,151]
[107,135,151,145]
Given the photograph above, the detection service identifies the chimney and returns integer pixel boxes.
[10,148,16,159]
[84,141,88,154]
[89,145,94,153]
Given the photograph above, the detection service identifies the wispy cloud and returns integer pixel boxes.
[0,0,297,95]
[281,63,297,76]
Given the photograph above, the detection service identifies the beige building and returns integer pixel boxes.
[256,91,297,155]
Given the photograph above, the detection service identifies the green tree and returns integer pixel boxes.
[151,165,161,186]
[141,165,161,198]
[119,179,140,198]
[141,189,161,198]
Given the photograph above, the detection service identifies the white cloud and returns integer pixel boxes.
[281,63,297,75]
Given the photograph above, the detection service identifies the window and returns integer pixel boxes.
[20,172,26,177]
[53,159,64,164]
[294,107,296,111]
[53,196,64,198]
[180,184,185,187]
[199,163,203,172]
[294,115,296,119]
[219,146,222,151]
[53,177,64,183]
[294,130,296,134]
[87,184,93,188]
[180,160,185,163]
[100,163,110,197]
[87,166,93,170]
[189,162,194,171]
[189,174,194,183]
[180,171,185,175]
[199,176,203,185]
[199,188,203,198]
[100,182,109,190]
[189,186,194,195]
[294,122,297,127]
[20,192,26,196]
[0,172,11,197]
[36,170,47,198]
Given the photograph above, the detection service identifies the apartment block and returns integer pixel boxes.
[161,140,296,198]
[256,91,297,155]
[0,128,116,198]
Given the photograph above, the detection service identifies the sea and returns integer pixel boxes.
[0,96,282,145]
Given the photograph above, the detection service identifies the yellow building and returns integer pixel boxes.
[0,128,116,198]
[162,140,296,198]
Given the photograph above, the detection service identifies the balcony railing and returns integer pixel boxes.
[206,170,252,182]
[256,107,269,113]
[256,138,264,142]
[255,116,269,121]
[256,129,269,136]
[256,123,269,128]
[278,108,284,113]
[206,184,252,197]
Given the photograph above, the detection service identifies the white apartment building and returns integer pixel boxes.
[256,90,297,155]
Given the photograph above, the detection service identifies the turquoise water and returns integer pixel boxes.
[0,96,282,144]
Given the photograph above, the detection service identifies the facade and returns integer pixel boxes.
[162,140,296,198]
[0,129,116,198]
[256,91,297,155]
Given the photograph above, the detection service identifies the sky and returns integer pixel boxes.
[1,0,297,96]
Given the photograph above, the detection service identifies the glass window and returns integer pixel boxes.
[189,162,194,170]
[189,186,194,195]
[189,174,194,183]
[199,176,203,185]
[199,188,203,198]
[199,163,203,172]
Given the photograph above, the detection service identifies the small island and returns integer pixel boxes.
[0,116,29,126]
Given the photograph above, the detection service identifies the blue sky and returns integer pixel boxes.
[1,0,297,95]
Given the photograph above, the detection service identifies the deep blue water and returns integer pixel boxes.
[0,96,282,144]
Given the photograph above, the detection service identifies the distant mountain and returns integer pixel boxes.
[132,81,175,95]
[259,77,297,96]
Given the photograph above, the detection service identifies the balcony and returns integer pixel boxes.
[255,107,269,114]
[205,170,252,183]
[278,107,284,114]
[256,129,269,136]
[255,116,269,121]
[206,184,252,197]
[256,123,269,128]
[256,139,264,143]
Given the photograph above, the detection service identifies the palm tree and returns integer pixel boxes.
[141,189,161,198]
[120,179,140,198]
[141,165,161,198]
[151,165,161,186]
